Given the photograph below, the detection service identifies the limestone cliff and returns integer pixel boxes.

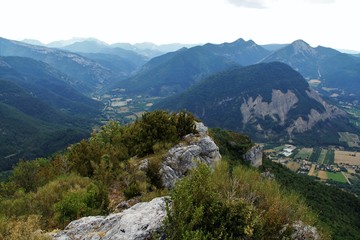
[240,88,346,138]
[286,89,346,135]
[240,89,299,125]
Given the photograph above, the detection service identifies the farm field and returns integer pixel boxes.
[309,147,321,162]
[294,148,313,159]
[308,164,316,176]
[317,149,328,164]
[317,170,328,180]
[286,161,301,172]
[323,149,335,164]
[335,151,360,165]
[326,172,348,183]
[338,132,360,147]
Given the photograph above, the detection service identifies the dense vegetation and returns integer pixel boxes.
[164,162,326,239]
[209,128,254,167]
[0,110,197,238]
[262,160,360,240]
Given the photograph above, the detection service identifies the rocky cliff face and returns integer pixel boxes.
[160,122,221,189]
[240,89,299,125]
[286,89,346,135]
[240,88,346,138]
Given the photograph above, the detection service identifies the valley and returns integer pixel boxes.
[95,91,163,124]
[265,144,360,184]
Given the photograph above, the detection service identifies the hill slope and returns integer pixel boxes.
[154,62,355,145]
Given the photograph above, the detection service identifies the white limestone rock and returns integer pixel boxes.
[51,197,168,240]
[160,122,221,189]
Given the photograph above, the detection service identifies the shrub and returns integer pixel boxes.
[164,162,324,239]
[0,215,51,240]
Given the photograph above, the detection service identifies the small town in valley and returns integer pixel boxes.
[265,143,360,184]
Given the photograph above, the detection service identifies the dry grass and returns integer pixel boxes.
[317,170,328,180]
[308,164,316,176]
[286,161,301,172]
[335,150,360,165]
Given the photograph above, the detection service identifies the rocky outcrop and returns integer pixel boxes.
[160,122,221,189]
[281,221,320,240]
[243,144,263,167]
[51,197,168,240]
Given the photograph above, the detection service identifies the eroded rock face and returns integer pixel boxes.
[160,122,221,189]
[240,89,299,125]
[240,88,346,137]
[287,89,346,134]
[243,144,263,167]
[51,197,168,240]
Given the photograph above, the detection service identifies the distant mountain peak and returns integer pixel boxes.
[290,39,316,55]
[233,38,246,43]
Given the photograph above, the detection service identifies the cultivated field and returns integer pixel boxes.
[317,170,328,180]
[338,132,360,147]
[317,149,328,164]
[308,164,316,176]
[335,150,360,165]
[286,161,301,172]
[294,148,313,159]
[326,172,348,183]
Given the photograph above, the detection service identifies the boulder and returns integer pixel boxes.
[160,122,221,189]
[51,197,168,240]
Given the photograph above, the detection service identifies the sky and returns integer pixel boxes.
[1,0,359,51]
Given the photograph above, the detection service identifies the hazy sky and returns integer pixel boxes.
[1,0,359,51]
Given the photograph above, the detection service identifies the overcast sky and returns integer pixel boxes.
[1,0,359,51]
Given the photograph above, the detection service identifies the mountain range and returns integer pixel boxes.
[0,37,120,94]
[1,35,360,168]
[154,62,357,145]
[262,40,360,101]
[0,55,103,170]
[113,38,270,96]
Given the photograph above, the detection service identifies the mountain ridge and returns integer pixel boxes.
[154,62,354,145]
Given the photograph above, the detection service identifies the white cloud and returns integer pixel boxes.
[227,0,270,9]
[227,0,335,8]
[304,0,336,3]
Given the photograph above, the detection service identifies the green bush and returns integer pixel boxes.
[123,182,142,200]
[164,162,324,240]
[54,181,109,228]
